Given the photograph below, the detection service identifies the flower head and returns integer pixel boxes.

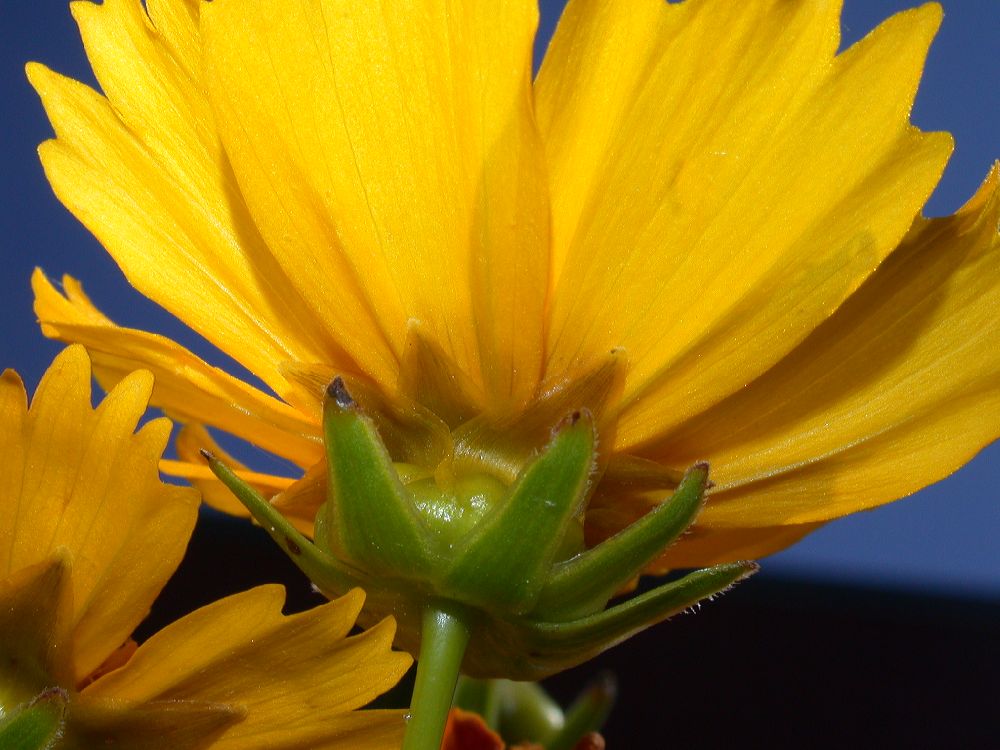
[25,4,1000,748]
[28,0,1000,570]
[0,346,411,748]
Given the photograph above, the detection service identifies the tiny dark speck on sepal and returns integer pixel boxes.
[285,536,302,556]
[553,408,589,437]
[327,376,355,408]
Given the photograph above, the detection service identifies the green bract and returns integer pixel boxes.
[0,689,67,750]
[207,377,756,680]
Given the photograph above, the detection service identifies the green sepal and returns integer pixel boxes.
[469,561,757,680]
[323,378,435,576]
[0,688,68,750]
[443,412,596,614]
[524,561,756,663]
[536,463,709,619]
[203,451,365,598]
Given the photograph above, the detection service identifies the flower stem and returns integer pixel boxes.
[402,602,471,750]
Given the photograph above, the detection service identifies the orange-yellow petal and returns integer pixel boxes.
[653,524,821,571]
[168,424,295,517]
[0,346,199,683]
[537,0,952,448]
[83,586,412,750]
[200,0,550,407]
[644,166,1000,527]
[33,271,323,468]
[27,0,344,397]
[168,425,314,540]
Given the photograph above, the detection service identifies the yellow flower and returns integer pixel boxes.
[27,0,1000,573]
[0,346,411,749]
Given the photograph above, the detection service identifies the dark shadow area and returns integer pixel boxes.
[142,510,999,747]
[544,574,1000,747]
[135,510,326,640]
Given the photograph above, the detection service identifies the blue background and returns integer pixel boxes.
[2,1,998,597]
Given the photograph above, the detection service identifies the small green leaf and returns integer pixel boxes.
[0,688,68,750]
[444,412,596,614]
[536,463,709,619]
[524,562,757,665]
[467,562,758,679]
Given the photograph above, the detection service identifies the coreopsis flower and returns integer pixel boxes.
[0,346,410,749]
[27,0,1000,692]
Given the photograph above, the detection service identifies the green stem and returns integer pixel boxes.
[402,602,472,750]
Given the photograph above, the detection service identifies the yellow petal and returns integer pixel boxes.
[644,166,1000,527]
[0,369,28,521]
[84,586,412,750]
[200,0,550,407]
[33,271,324,468]
[27,0,342,399]
[653,524,822,570]
[142,0,201,81]
[537,0,952,447]
[0,346,199,683]
[399,322,486,429]
[0,555,73,705]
